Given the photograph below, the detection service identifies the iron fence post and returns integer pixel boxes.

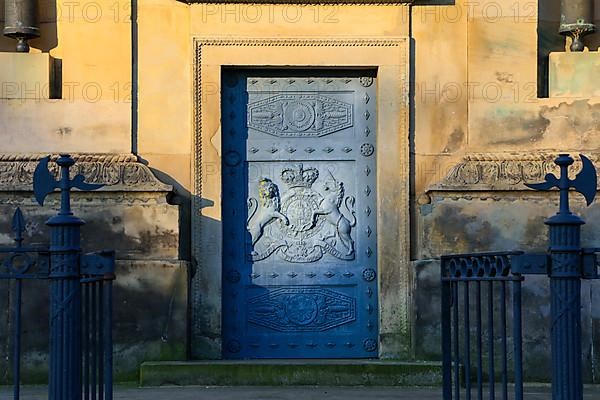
[33,154,104,400]
[546,155,585,400]
[440,153,598,400]
[526,153,597,400]
[547,214,583,400]
[47,155,84,400]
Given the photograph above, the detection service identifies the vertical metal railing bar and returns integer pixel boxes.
[84,282,90,400]
[463,281,471,400]
[48,288,58,400]
[513,280,523,400]
[476,282,483,400]
[79,274,114,400]
[500,281,508,400]
[76,278,83,400]
[487,281,495,400]
[442,259,453,400]
[103,277,113,400]
[61,278,67,400]
[52,282,57,400]
[13,279,22,400]
[453,282,461,400]
[67,276,72,399]
[73,274,79,398]
[61,278,66,400]
[98,281,104,400]
[91,282,97,400]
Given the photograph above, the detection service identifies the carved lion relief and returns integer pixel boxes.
[246,164,356,263]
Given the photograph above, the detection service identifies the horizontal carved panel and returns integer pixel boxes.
[248,287,356,332]
[247,94,353,138]
[0,153,171,192]
[429,152,600,192]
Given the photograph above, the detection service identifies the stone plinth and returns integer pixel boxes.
[139,360,443,387]
[549,52,600,98]
[0,52,59,99]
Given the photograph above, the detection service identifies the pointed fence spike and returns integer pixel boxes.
[11,207,26,244]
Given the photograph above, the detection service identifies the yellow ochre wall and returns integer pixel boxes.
[3,0,598,200]
[0,0,131,153]
[138,1,411,191]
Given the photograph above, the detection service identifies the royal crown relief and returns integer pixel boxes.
[247,164,357,263]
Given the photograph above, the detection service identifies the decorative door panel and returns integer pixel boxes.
[222,71,377,358]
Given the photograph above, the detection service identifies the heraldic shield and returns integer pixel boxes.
[221,70,378,359]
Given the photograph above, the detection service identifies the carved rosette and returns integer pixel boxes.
[429,153,600,191]
[363,338,377,352]
[0,153,171,192]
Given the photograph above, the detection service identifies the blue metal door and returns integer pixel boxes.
[222,70,378,358]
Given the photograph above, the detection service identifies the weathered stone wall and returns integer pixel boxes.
[413,153,600,382]
[1,0,600,384]
[0,155,185,382]
[410,0,600,382]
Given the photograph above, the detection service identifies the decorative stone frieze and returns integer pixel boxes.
[428,152,600,192]
[0,153,171,192]
[182,0,411,4]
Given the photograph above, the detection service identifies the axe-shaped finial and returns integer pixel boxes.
[33,154,104,214]
[525,154,597,214]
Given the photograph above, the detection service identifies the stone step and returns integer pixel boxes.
[139,360,443,387]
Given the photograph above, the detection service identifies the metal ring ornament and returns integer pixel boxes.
[460,258,471,277]
[447,258,459,277]
[4,252,33,274]
[482,256,495,277]
[474,258,485,276]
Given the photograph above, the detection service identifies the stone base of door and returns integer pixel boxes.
[139,360,442,387]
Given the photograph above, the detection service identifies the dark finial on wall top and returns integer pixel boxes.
[3,0,40,52]
[559,0,596,51]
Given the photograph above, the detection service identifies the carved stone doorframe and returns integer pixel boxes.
[191,37,411,359]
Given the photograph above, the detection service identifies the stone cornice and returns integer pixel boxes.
[194,37,408,47]
[0,153,172,192]
[182,1,411,4]
[428,152,600,192]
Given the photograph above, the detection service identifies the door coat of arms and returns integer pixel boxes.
[247,164,356,263]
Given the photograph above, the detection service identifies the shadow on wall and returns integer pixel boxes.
[0,0,58,52]
[143,162,192,262]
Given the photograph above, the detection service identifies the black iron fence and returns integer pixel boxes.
[1,154,115,400]
[441,251,524,400]
[1,208,49,399]
[81,251,115,400]
[441,154,600,400]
